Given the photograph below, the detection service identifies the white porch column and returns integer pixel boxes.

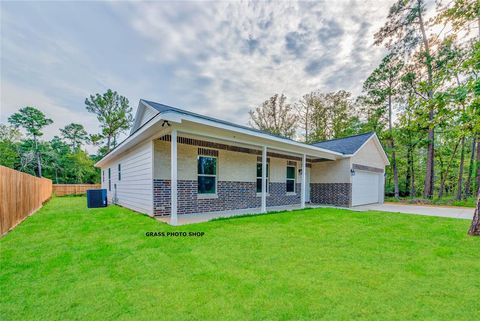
[170,129,178,225]
[261,146,267,213]
[301,153,306,208]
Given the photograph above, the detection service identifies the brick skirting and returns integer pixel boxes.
[310,183,352,207]
[153,179,301,216]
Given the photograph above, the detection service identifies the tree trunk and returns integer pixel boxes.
[438,139,460,199]
[411,146,416,197]
[438,153,445,198]
[424,125,435,199]
[388,93,400,198]
[418,0,435,199]
[456,136,465,200]
[406,145,412,196]
[468,186,480,236]
[34,135,42,177]
[465,137,476,197]
[476,139,480,194]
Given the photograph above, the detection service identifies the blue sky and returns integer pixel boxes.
[1,0,392,147]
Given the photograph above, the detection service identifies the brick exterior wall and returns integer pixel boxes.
[154,179,301,216]
[267,182,301,207]
[310,183,352,207]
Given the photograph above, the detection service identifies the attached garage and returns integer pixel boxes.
[311,132,389,207]
[351,170,382,206]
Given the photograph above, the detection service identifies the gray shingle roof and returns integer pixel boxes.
[142,99,298,141]
[310,132,375,155]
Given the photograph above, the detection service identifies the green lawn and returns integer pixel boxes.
[1,197,479,321]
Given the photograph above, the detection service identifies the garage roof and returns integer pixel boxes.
[310,132,375,155]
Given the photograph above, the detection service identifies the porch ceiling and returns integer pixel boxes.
[156,130,333,163]
[164,119,342,161]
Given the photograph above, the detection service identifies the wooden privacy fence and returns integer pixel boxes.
[53,184,101,196]
[0,166,52,236]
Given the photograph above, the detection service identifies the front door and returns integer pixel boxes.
[306,167,311,202]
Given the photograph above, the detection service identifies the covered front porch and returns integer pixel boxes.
[153,118,345,225]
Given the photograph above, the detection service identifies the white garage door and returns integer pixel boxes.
[352,170,381,206]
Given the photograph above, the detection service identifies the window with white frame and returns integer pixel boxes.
[256,162,269,193]
[118,164,121,181]
[286,165,296,193]
[102,170,105,182]
[197,156,217,194]
[108,168,111,191]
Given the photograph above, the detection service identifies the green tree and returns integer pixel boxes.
[306,90,360,142]
[8,106,52,177]
[85,89,133,155]
[0,124,22,168]
[45,136,99,184]
[249,93,297,138]
[295,92,317,143]
[60,123,89,150]
[375,0,437,198]
[363,53,404,198]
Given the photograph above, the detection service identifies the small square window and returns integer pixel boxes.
[198,156,217,194]
[286,165,295,193]
[256,163,269,193]
[286,166,295,179]
[198,176,216,194]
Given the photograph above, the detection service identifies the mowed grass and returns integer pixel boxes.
[1,197,479,321]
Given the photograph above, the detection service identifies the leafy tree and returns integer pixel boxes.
[249,93,297,138]
[60,123,89,150]
[295,92,317,143]
[8,106,52,177]
[375,0,437,198]
[437,0,480,202]
[363,53,404,198]
[42,136,99,184]
[306,90,359,142]
[0,124,22,168]
[436,0,479,35]
[85,89,133,155]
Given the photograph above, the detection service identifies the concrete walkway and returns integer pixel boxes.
[353,202,474,220]
[156,204,310,225]
[156,202,475,225]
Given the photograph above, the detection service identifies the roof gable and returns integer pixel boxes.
[130,102,159,134]
[310,132,375,155]
[142,99,306,142]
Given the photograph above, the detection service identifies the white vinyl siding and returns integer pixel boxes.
[130,104,158,134]
[102,140,153,215]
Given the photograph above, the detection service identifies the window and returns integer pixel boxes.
[197,156,217,194]
[118,164,121,181]
[256,162,269,193]
[286,166,295,193]
[108,168,111,191]
[102,170,105,182]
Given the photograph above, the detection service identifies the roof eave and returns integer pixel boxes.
[95,100,347,167]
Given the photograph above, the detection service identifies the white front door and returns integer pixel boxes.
[306,167,311,202]
[352,170,381,206]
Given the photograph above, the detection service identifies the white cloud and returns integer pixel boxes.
[1,0,397,149]
[0,81,100,153]
[120,0,393,125]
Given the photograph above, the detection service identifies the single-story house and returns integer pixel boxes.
[95,99,389,224]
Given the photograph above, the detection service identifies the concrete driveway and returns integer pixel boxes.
[353,202,474,220]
